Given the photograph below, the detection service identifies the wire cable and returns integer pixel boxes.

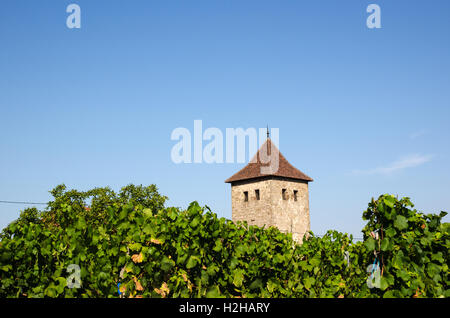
[0,200,47,205]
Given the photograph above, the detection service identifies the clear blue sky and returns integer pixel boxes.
[1,0,449,237]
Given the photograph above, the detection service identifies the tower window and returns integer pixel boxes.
[282,189,287,200]
[255,189,260,200]
[244,191,248,202]
[294,190,298,201]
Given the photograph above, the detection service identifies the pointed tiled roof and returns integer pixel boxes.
[225,138,313,183]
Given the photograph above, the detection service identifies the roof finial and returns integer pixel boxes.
[267,125,270,139]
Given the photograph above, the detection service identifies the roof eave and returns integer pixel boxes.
[225,175,313,184]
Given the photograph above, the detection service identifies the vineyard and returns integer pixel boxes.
[0,184,448,298]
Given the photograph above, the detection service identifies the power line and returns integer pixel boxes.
[0,200,47,205]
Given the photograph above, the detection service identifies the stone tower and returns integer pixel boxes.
[225,138,313,243]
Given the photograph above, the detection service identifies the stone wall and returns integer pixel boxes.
[230,177,310,243]
[231,178,273,228]
[267,178,310,243]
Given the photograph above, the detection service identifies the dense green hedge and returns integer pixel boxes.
[0,184,448,297]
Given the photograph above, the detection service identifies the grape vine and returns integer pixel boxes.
[0,185,448,298]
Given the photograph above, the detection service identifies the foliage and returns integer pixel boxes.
[361,195,449,298]
[0,186,448,298]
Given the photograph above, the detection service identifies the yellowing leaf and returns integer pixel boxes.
[133,277,144,291]
[150,238,162,245]
[131,253,143,263]
[154,282,170,298]
[125,264,133,273]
